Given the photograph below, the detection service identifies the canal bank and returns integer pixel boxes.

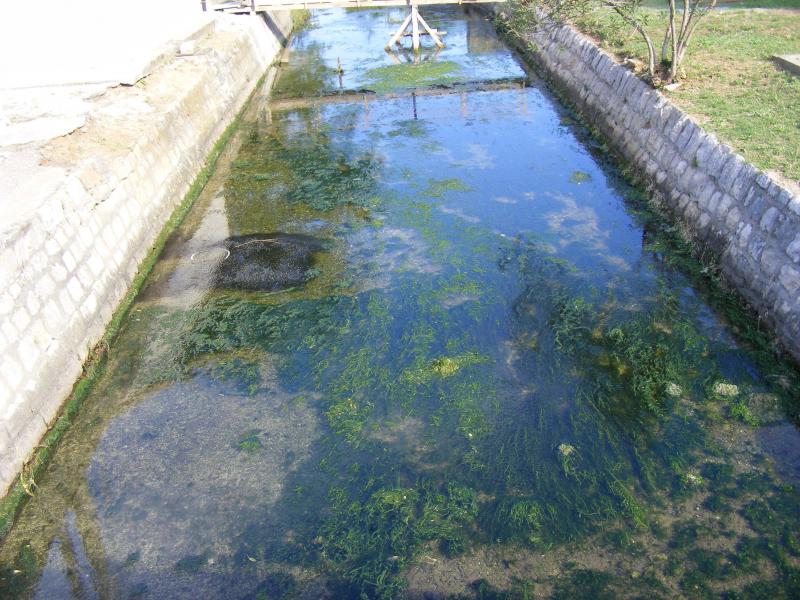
[485,4,800,363]
[0,6,293,501]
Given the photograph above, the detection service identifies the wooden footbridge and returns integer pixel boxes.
[203,0,503,51]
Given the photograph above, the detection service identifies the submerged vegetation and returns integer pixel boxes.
[364,61,462,94]
[2,6,800,600]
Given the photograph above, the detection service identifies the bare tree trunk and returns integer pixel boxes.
[671,0,716,80]
[661,0,676,64]
[607,3,657,78]
[668,0,680,80]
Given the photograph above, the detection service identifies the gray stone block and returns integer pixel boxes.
[738,223,753,249]
[719,156,745,190]
[676,120,697,151]
[725,206,742,230]
[683,129,704,161]
[731,169,754,203]
[789,196,800,218]
[708,192,723,214]
[780,265,800,295]
[707,145,729,176]
[760,207,781,234]
[669,117,689,143]
[748,235,766,262]
[761,247,783,278]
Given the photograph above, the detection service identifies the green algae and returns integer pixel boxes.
[402,352,488,385]
[424,177,472,199]
[226,112,382,215]
[237,430,264,453]
[363,61,462,94]
[569,170,592,184]
[319,482,479,599]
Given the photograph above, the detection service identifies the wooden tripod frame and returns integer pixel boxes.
[385,5,445,52]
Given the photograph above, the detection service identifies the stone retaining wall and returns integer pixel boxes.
[491,7,800,362]
[0,11,292,496]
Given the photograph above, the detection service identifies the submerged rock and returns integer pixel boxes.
[212,233,326,292]
[712,382,740,398]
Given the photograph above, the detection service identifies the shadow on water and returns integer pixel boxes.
[3,5,800,600]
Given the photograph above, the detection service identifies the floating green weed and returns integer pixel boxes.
[402,352,488,385]
[569,170,592,184]
[363,61,461,94]
[424,177,471,199]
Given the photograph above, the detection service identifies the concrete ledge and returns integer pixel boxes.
[0,11,293,497]
[773,54,800,78]
[487,6,800,362]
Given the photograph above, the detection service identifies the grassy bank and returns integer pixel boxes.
[574,5,800,182]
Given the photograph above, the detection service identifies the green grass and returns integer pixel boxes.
[574,7,800,181]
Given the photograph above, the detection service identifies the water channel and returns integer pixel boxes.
[2,7,800,599]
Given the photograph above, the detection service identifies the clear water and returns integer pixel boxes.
[2,7,800,600]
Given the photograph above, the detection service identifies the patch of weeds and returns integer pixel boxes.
[701,462,735,489]
[237,429,264,453]
[670,521,702,550]
[324,396,373,446]
[424,177,472,199]
[175,553,207,573]
[363,61,461,94]
[207,357,261,395]
[702,493,732,514]
[254,571,297,600]
[319,482,478,599]
[729,399,758,426]
[226,115,382,213]
[0,541,37,598]
[569,170,592,184]
[402,352,488,386]
[551,568,616,600]
[387,119,431,139]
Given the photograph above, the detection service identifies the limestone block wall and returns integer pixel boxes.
[493,9,800,362]
[0,11,292,496]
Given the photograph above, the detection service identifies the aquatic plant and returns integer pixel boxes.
[423,177,472,199]
[569,170,592,184]
[401,352,488,386]
[225,108,383,216]
[237,429,264,453]
[319,481,479,599]
[363,61,461,94]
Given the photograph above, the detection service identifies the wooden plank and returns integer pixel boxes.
[415,10,444,47]
[385,11,413,50]
[213,0,501,12]
[411,6,420,52]
[268,79,526,111]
